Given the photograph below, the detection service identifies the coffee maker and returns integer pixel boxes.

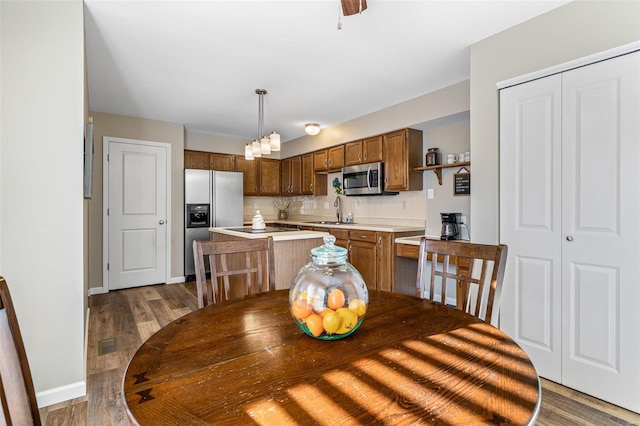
[440,212,462,240]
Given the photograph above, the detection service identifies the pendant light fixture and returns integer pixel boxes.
[245,89,280,160]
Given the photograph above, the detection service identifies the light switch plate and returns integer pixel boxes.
[427,189,434,199]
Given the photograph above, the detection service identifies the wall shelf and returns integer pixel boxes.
[414,161,470,185]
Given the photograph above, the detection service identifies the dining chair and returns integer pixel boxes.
[0,277,42,425]
[193,237,275,308]
[415,238,508,325]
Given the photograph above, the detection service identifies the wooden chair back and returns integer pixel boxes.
[416,238,508,325]
[193,237,275,308]
[0,277,41,425]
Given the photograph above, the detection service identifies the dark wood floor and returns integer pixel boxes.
[40,283,640,425]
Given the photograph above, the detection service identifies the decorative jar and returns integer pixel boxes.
[289,236,368,340]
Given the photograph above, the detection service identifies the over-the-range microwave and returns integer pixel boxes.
[342,162,398,196]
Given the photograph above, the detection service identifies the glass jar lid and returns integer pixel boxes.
[311,235,348,264]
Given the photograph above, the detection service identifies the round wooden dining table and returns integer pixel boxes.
[123,289,541,425]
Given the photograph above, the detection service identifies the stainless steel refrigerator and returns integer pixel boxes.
[184,169,244,279]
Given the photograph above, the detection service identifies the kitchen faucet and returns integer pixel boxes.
[334,196,342,223]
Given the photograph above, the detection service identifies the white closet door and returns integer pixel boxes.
[499,75,563,382]
[561,51,640,412]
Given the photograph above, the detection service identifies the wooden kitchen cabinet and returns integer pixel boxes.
[209,153,235,171]
[382,128,423,191]
[184,150,210,169]
[344,136,383,166]
[302,153,327,196]
[363,135,383,164]
[315,146,345,172]
[376,232,393,292]
[259,158,281,196]
[313,150,328,172]
[184,150,234,171]
[349,230,378,291]
[328,145,345,171]
[281,156,302,195]
[344,141,363,166]
[281,157,292,195]
[329,228,350,254]
[301,153,314,195]
[234,155,259,196]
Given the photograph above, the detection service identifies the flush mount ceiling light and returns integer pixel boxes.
[245,89,280,160]
[304,123,321,136]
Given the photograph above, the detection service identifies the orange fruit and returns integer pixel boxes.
[348,298,367,317]
[305,314,324,337]
[315,307,335,318]
[323,312,342,334]
[335,308,358,334]
[291,298,312,319]
[327,288,346,310]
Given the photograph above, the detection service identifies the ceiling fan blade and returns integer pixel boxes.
[341,0,367,16]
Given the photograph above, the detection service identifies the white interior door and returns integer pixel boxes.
[500,50,640,413]
[499,75,563,382]
[560,51,640,411]
[105,138,169,290]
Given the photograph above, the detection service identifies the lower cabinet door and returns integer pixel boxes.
[350,240,377,290]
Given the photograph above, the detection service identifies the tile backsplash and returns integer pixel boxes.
[245,173,426,228]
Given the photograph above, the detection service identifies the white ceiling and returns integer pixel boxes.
[84,0,571,143]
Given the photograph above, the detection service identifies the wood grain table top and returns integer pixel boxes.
[123,290,540,425]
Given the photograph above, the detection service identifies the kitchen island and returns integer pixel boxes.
[209,226,330,291]
[275,220,424,292]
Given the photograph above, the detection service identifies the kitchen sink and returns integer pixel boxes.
[305,221,356,225]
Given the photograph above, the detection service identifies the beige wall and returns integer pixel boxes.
[282,80,470,158]
[87,112,185,290]
[470,0,640,244]
[1,0,86,405]
[185,130,250,156]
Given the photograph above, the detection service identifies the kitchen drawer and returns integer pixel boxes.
[396,243,420,259]
[329,228,349,240]
[396,243,452,264]
[348,229,377,243]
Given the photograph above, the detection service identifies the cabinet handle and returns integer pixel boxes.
[328,159,331,167]
[364,151,367,161]
[309,184,313,192]
[358,152,362,161]
[325,159,328,168]
[378,236,382,247]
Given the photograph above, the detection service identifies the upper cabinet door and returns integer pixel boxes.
[362,135,382,163]
[185,150,209,169]
[259,158,281,196]
[382,129,422,191]
[327,145,345,171]
[313,149,328,172]
[209,153,235,171]
[344,141,363,166]
[234,155,259,196]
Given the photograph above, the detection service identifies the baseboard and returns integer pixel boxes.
[89,286,108,296]
[89,277,185,293]
[36,381,86,408]
[167,276,186,284]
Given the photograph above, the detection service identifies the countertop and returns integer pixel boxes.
[395,235,442,245]
[210,226,329,242]
[275,219,424,233]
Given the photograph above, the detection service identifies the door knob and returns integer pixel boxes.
[159,220,165,225]
[566,235,573,241]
